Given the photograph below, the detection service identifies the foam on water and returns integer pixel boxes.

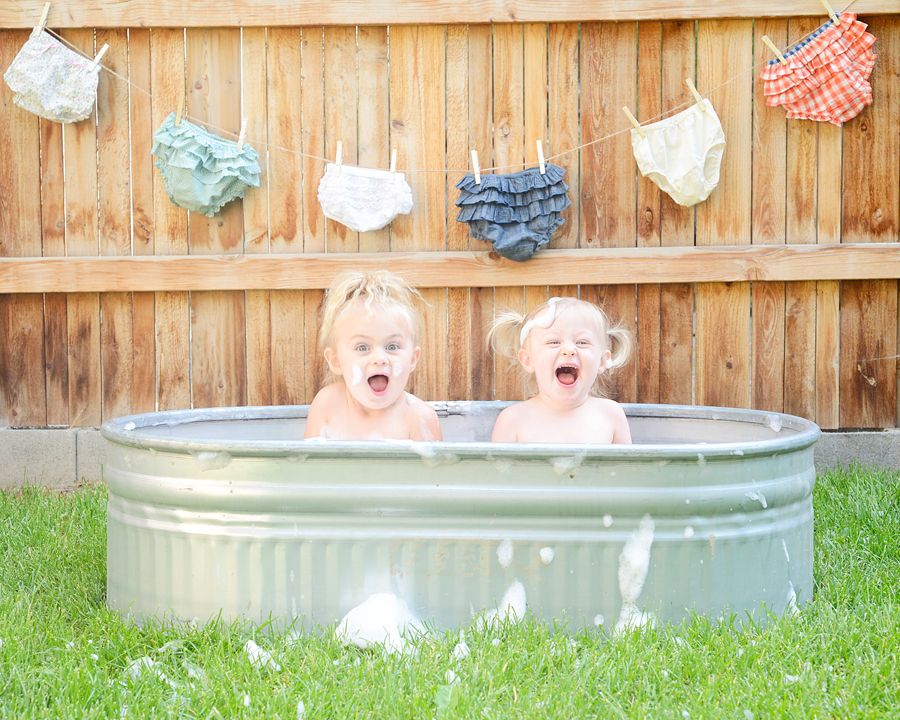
[476,580,527,630]
[539,546,555,565]
[192,450,232,472]
[615,514,655,635]
[550,453,585,475]
[496,539,514,568]
[683,526,695,538]
[766,414,783,433]
[746,491,768,509]
[336,592,424,654]
[451,630,470,661]
[244,639,280,671]
[602,514,614,528]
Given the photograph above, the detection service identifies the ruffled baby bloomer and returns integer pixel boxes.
[455,163,571,261]
[317,163,414,232]
[761,13,877,125]
[151,113,261,217]
[630,98,726,208]
[3,31,101,123]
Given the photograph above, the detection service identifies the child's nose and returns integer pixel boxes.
[561,342,576,355]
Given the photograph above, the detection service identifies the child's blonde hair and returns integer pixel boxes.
[487,297,632,394]
[319,270,423,349]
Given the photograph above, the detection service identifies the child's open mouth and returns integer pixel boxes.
[368,374,389,393]
[555,365,579,386]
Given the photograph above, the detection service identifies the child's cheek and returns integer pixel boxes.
[392,361,404,377]
[351,364,364,386]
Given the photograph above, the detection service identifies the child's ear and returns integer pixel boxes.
[517,346,536,375]
[409,345,422,370]
[597,349,612,375]
[324,347,342,376]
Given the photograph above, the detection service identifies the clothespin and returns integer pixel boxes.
[32,2,50,38]
[236,116,247,150]
[335,140,343,174]
[536,139,546,175]
[622,106,644,137]
[175,84,185,125]
[761,35,788,66]
[91,43,109,70]
[390,148,397,174]
[820,0,840,24]
[685,78,704,107]
[470,149,481,185]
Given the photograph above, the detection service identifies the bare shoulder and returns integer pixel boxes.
[591,398,631,444]
[304,383,343,438]
[406,394,442,441]
[491,402,529,442]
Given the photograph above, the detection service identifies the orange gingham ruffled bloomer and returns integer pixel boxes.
[761,13,877,126]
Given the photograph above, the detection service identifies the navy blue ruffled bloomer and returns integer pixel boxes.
[455,163,570,261]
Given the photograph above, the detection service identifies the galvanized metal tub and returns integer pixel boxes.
[102,402,819,631]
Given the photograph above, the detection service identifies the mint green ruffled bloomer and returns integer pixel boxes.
[151,113,260,217]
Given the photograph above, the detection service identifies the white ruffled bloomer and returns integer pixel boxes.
[3,31,101,123]
[317,163,413,232]
[630,99,726,207]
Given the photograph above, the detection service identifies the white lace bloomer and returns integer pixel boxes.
[317,163,414,233]
[3,31,101,123]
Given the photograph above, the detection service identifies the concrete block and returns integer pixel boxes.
[76,428,107,485]
[815,430,900,472]
[0,428,77,489]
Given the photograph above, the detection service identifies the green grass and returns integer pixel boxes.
[0,467,897,719]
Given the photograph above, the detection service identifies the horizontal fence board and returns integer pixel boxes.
[3,245,899,293]
[2,1,897,27]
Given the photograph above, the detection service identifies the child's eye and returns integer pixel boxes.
[545,339,561,346]
[576,339,592,346]
[355,343,369,353]
[386,342,401,352]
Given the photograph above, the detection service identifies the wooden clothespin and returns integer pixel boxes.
[761,35,788,66]
[685,78,704,107]
[91,43,109,70]
[33,2,50,38]
[536,139,546,175]
[236,117,247,150]
[820,0,840,24]
[470,149,481,185]
[175,84,185,125]
[335,140,343,174]
[622,106,644,137]
[389,148,397,174]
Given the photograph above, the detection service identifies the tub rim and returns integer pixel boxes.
[100,402,820,461]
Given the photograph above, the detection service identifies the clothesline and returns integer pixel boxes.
[41,0,863,176]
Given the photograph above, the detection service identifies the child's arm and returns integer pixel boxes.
[303,390,329,439]
[490,407,519,443]
[410,400,443,441]
[609,402,632,444]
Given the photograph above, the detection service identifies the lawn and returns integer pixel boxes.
[0,467,897,719]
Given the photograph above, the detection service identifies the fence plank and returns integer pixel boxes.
[129,28,156,415]
[4,1,896,27]
[636,21,662,404]
[151,28,191,411]
[390,25,448,400]
[750,18,786,414]
[548,22,579,250]
[358,26,391,254]
[243,27,274,406]
[60,30,102,427]
[839,16,899,428]
[814,122,841,429]
[446,25,473,401]
[467,25,494,400]
[0,30,46,427]
[491,23,526,400]
[695,19,752,408]
[658,20,696,406]
[581,21,637,403]
[298,28,328,401]
[96,29,137,421]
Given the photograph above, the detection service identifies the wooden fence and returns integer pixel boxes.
[1,1,898,430]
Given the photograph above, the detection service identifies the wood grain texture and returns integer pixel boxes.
[839,16,898,428]
[750,18,786,414]
[3,1,896,27]
[243,27,273,406]
[150,28,191,411]
[4,244,900,293]
[0,30,46,426]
